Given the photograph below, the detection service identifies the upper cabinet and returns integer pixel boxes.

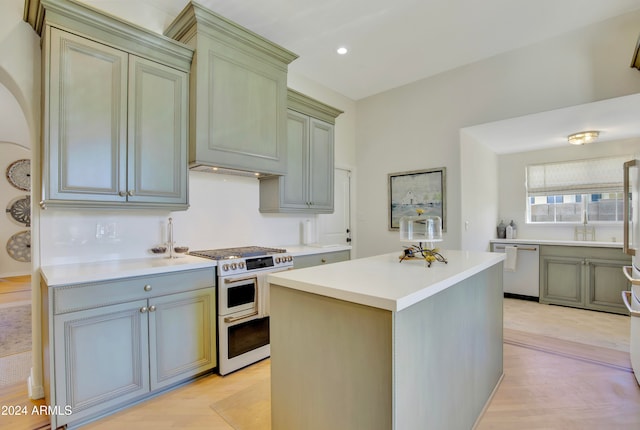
[30,0,193,209]
[164,2,298,176]
[259,89,343,214]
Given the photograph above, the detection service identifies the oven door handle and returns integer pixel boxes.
[224,275,258,284]
[224,309,259,324]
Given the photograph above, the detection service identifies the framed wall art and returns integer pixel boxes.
[388,167,446,231]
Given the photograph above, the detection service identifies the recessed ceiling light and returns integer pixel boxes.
[337,46,348,55]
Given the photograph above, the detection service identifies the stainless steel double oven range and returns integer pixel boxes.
[190,246,293,375]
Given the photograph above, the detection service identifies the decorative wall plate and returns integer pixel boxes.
[6,159,31,192]
[6,230,31,263]
[6,195,31,227]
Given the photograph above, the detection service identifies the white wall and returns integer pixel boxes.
[0,0,40,136]
[0,2,40,277]
[355,10,640,258]
[497,138,639,243]
[460,134,498,252]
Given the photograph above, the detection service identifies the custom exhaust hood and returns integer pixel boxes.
[164,1,298,178]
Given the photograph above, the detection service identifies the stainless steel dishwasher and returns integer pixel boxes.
[492,243,540,299]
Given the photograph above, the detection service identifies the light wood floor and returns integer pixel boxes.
[0,276,31,305]
[1,276,639,430]
[0,276,47,430]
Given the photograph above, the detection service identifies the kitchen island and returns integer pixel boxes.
[267,250,505,430]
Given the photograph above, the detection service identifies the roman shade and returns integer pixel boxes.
[526,155,630,196]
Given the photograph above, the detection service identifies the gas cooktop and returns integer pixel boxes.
[189,246,287,260]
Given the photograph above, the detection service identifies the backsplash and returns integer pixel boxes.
[39,171,315,266]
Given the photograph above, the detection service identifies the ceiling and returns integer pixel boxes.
[75,0,640,153]
[80,0,640,101]
[462,93,640,154]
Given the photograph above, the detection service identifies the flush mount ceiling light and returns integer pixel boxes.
[336,46,348,55]
[567,130,599,145]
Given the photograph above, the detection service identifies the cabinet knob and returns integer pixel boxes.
[118,191,126,197]
[144,284,152,292]
[149,305,156,312]
[321,258,327,263]
[128,190,134,196]
[140,306,148,313]
[39,200,47,210]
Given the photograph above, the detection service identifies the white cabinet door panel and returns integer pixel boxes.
[54,300,149,426]
[308,118,334,211]
[48,28,127,202]
[149,288,216,390]
[128,56,188,204]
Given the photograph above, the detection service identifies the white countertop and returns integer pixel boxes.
[39,246,349,287]
[267,250,504,312]
[490,238,623,248]
[40,255,217,287]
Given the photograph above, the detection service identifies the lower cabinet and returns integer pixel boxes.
[53,300,150,426]
[539,246,630,314]
[294,250,350,269]
[43,269,216,428]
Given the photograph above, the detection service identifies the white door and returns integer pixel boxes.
[317,168,351,246]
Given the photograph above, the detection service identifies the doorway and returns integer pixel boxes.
[0,82,33,391]
[317,167,352,247]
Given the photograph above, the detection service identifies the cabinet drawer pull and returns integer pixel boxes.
[140,306,148,313]
[144,284,152,291]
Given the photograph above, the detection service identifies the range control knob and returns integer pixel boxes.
[275,257,281,264]
[239,262,245,269]
[231,262,238,270]
[287,255,293,262]
[222,264,229,271]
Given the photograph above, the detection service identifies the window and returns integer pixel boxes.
[526,156,629,224]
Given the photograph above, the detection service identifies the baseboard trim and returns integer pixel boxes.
[503,292,538,301]
[28,370,45,399]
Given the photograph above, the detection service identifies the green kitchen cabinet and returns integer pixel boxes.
[293,250,351,269]
[37,0,192,209]
[259,90,343,213]
[42,268,216,429]
[52,299,150,427]
[539,245,630,314]
[164,2,298,175]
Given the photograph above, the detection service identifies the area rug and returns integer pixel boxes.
[504,328,632,372]
[0,304,31,357]
[0,350,31,387]
[210,378,271,430]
